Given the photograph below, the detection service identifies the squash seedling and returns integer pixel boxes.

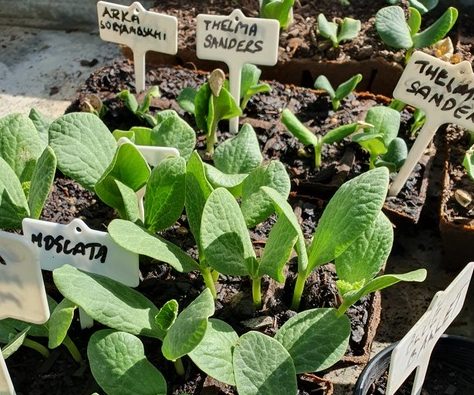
[463,143,474,181]
[386,0,439,14]
[375,5,458,60]
[317,14,361,48]
[281,108,367,169]
[260,0,295,30]
[261,167,427,310]
[0,113,56,230]
[352,106,408,171]
[314,74,363,111]
[117,85,160,127]
[239,64,272,111]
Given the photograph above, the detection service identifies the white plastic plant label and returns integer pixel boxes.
[389,51,474,196]
[0,231,49,324]
[22,218,139,287]
[97,1,178,92]
[0,350,14,395]
[196,9,279,133]
[116,137,179,167]
[386,262,474,395]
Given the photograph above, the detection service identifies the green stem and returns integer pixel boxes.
[291,271,308,311]
[201,267,218,299]
[63,335,82,364]
[211,269,220,283]
[314,142,322,169]
[252,277,262,309]
[336,302,349,317]
[23,339,50,359]
[174,358,185,376]
[206,124,219,155]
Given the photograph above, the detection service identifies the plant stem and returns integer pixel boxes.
[211,269,219,283]
[314,142,322,169]
[252,277,262,309]
[63,335,82,363]
[291,271,308,311]
[23,339,50,359]
[201,267,218,299]
[206,124,218,155]
[174,358,185,376]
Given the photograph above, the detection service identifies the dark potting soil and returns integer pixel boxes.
[367,359,474,395]
[69,61,431,222]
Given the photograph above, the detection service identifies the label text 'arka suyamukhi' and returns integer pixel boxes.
[202,17,262,53]
[31,233,108,263]
[407,59,474,125]
[100,5,166,40]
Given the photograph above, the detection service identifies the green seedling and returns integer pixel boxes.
[79,94,107,118]
[260,0,295,30]
[0,297,82,363]
[0,112,56,229]
[281,108,365,168]
[240,64,272,110]
[386,0,439,14]
[53,264,215,383]
[410,108,426,136]
[376,5,458,60]
[352,106,408,171]
[314,74,363,111]
[117,85,160,127]
[317,14,361,48]
[261,167,427,310]
[463,143,474,181]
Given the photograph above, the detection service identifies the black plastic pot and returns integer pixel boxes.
[354,335,474,395]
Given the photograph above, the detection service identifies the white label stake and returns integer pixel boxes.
[97,1,178,92]
[196,9,280,134]
[0,350,14,395]
[389,51,474,196]
[387,262,474,395]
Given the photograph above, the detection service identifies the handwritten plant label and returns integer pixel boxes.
[386,262,474,395]
[97,1,178,92]
[389,51,474,195]
[0,350,14,395]
[196,9,279,133]
[22,218,139,287]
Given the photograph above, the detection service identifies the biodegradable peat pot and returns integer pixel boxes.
[70,61,434,224]
[353,335,474,395]
[439,125,474,270]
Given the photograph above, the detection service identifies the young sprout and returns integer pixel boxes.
[117,85,160,127]
[281,109,365,169]
[463,143,474,181]
[386,0,439,14]
[314,74,363,111]
[79,94,107,118]
[375,5,458,61]
[260,0,295,30]
[317,14,361,48]
[240,64,272,111]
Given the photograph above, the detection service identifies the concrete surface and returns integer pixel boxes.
[0,23,472,395]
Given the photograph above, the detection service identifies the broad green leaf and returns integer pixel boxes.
[463,145,474,181]
[151,112,196,160]
[131,127,153,146]
[365,106,400,146]
[0,321,17,344]
[338,18,361,43]
[334,74,363,102]
[205,164,248,194]
[380,137,408,169]
[155,300,179,332]
[260,0,295,29]
[88,330,167,395]
[339,269,427,313]
[48,298,77,349]
[233,331,297,395]
[410,0,438,14]
[317,14,338,46]
[2,327,30,359]
[0,113,44,182]
[308,167,389,269]
[335,213,393,292]
[113,129,135,142]
[95,142,150,212]
[189,319,238,386]
[244,84,271,99]
[53,265,164,339]
[207,87,242,136]
[375,6,413,49]
[259,215,298,282]
[115,180,140,222]
[214,124,263,174]
[241,161,291,227]
[177,87,197,114]
[137,86,160,115]
[413,7,458,48]
[108,219,198,273]
[28,146,56,219]
[201,188,256,276]
[117,90,139,113]
[0,157,29,229]
[162,288,215,361]
[144,157,186,232]
[275,308,350,373]
[49,113,116,190]
[281,109,318,147]
[321,123,359,144]
[28,108,51,145]
[314,75,336,99]
[185,152,214,245]
[407,7,422,34]
[241,64,261,99]
[261,186,308,273]
[195,83,212,132]
[352,133,387,157]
